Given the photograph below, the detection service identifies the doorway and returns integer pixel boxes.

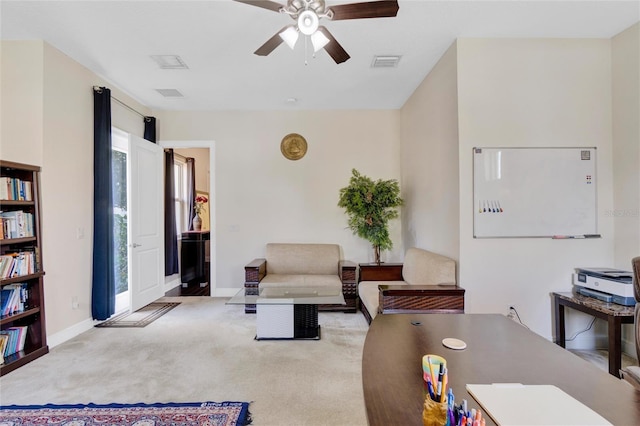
[175,148,210,296]
[160,140,216,297]
[111,128,165,312]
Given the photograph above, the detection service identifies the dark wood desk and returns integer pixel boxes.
[362,313,640,426]
[553,291,635,378]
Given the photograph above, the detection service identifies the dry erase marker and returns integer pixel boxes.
[436,363,444,401]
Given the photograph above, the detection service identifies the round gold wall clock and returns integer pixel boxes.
[281,133,308,160]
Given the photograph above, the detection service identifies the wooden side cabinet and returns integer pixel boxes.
[358,263,403,282]
[0,160,48,376]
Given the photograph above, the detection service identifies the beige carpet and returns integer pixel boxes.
[0,297,369,426]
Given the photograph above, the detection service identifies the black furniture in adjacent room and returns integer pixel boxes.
[180,231,210,295]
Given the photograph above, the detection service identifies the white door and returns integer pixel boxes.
[128,134,165,311]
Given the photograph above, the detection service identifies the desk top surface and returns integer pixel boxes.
[362,313,640,426]
[553,291,635,316]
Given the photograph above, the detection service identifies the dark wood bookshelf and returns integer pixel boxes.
[0,160,48,376]
[0,200,35,207]
[0,307,41,325]
[0,271,45,285]
[0,236,38,246]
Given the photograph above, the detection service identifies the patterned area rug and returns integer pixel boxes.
[95,302,181,328]
[0,401,251,426]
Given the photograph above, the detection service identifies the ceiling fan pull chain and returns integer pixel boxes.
[304,35,309,66]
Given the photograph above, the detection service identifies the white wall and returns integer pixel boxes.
[174,147,210,194]
[612,22,640,268]
[456,38,614,344]
[400,41,460,264]
[1,41,151,343]
[156,110,403,294]
[0,41,44,165]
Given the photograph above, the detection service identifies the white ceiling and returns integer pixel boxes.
[2,0,638,111]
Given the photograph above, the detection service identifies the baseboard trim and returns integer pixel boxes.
[212,287,240,298]
[164,276,182,292]
[47,318,95,349]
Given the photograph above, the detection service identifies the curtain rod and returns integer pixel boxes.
[93,86,151,121]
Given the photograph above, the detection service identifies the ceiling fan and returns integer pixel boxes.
[234,0,399,64]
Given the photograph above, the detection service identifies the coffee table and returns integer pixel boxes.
[227,287,345,340]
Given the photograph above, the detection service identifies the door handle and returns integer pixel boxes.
[131,243,142,248]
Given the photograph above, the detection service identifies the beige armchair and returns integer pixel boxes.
[620,256,640,388]
[358,247,464,324]
[243,243,357,314]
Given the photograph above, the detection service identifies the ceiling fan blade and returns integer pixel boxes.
[317,26,350,64]
[233,0,284,13]
[254,26,290,56]
[329,0,399,20]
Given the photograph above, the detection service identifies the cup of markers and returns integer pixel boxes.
[422,355,485,426]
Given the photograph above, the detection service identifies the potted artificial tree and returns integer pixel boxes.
[338,169,403,264]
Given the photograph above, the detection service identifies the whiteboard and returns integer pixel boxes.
[473,147,597,238]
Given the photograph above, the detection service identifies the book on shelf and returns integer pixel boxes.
[0,334,7,364]
[0,251,36,279]
[0,210,34,239]
[1,283,29,316]
[0,325,28,359]
[0,177,33,202]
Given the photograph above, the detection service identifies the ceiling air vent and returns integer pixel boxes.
[371,55,401,68]
[150,55,189,69]
[155,89,184,98]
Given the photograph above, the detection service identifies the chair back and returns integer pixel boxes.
[265,243,340,275]
[633,256,640,302]
[633,256,640,362]
[402,247,456,285]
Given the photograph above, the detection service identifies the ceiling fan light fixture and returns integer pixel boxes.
[310,30,330,52]
[298,10,319,35]
[279,26,299,49]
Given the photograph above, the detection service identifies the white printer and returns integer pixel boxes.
[572,267,635,306]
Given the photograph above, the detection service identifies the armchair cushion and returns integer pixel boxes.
[266,243,340,275]
[359,280,405,320]
[403,247,456,285]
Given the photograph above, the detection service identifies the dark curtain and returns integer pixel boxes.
[186,158,196,231]
[164,149,179,275]
[92,87,115,320]
[143,117,157,142]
